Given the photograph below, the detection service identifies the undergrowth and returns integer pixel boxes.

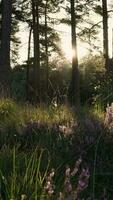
[0,98,113,199]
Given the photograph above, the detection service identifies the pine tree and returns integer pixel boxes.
[70,0,80,106]
[0,0,12,95]
[20,0,64,102]
[102,0,109,71]
[31,0,40,102]
[62,0,101,106]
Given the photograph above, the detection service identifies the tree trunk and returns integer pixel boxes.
[45,0,49,100]
[0,0,12,96]
[31,0,40,102]
[102,0,109,71]
[0,3,2,47]
[69,0,80,107]
[26,26,32,101]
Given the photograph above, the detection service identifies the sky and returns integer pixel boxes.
[17,0,113,65]
[59,0,113,60]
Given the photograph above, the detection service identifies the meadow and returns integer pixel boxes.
[0,98,112,199]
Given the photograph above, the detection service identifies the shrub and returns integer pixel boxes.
[0,98,18,120]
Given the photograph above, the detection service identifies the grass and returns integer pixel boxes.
[0,98,113,199]
[0,146,51,200]
[0,98,74,130]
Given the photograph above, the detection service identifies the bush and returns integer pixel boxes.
[0,98,18,120]
[11,65,27,101]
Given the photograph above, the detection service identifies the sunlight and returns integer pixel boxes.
[78,45,89,60]
[60,26,89,62]
[72,48,76,59]
[62,42,88,62]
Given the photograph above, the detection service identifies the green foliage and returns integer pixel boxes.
[62,0,100,48]
[10,54,110,106]
[11,54,113,108]
[11,66,27,101]
[93,71,113,108]
[48,60,71,103]
[0,99,113,198]
[79,54,105,105]
[0,98,17,120]
[11,59,71,103]
[0,98,74,143]
[0,147,50,199]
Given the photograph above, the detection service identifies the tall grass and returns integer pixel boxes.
[0,98,74,132]
[0,146,51,200]
[0,98,113,198]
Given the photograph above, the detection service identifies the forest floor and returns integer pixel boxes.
[0,98,113,199]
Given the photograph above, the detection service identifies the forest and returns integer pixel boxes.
[0,0,113,199]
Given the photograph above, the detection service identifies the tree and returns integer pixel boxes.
[42,0,63,99]
[0,0,23,66]
[26,25,32,101]
[102,0,109,71]
[69,0,80,106]
[31,0,40,102]
[20,0,64,102]
[0,0,12,95]
[44,0,49,95]
[61,0,100,51]
[62,0,101,106]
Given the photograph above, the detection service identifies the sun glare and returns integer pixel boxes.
[63,43,88,62]
[72,48,76,59]
[60,29,89,62]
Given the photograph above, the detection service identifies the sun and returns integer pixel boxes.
[62,41,88,62]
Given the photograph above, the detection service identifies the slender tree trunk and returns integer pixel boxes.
[0,0,12,96]
[69,0,80,107]
[45,0,49,100]
[26,26,32,101]
[31,0,40,102]
[0,3,1,48]
[36,3,40,101]
[102,0,109,71]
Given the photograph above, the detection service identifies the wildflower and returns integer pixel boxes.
[44,169,55,197]
[58,192,65,200]
[77,167,90,194]
[49,168,55,178]
[58,159,90,200]
[65,179,72,193]
[64,158,82,195]
[66,166,71,177]
[59,125,73,135]
[52,98,58,107]
[21,194,27,200]
[104,103,113,125]
[71,157,82,176]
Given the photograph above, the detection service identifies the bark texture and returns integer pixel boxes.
[0,0,12,95]
[102,0,109,71]
[32,0,40,102]
[69,0,80,107]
